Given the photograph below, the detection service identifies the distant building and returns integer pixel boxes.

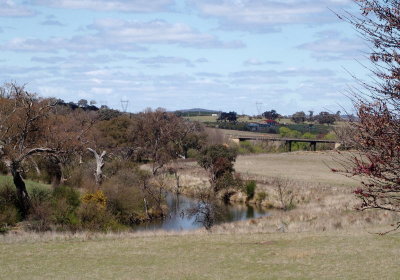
[262,119,278,126]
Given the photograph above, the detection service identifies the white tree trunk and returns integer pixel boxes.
[87,148,106,185]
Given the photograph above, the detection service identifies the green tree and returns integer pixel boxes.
[291,111,306,123]
[77,99,88,108]
[262,110,279,120]
[315,112,336,125]
[197,145,237,192]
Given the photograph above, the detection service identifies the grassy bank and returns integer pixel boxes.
[1,230,400,279]
[235,151,357,187]
[0,175,50,192]
[158,151,398,233]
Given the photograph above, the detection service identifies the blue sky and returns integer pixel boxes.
[0,0,369,114]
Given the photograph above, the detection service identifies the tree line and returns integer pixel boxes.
[0,84,234,231]
[215,109,342,125]
[0,83,245,231]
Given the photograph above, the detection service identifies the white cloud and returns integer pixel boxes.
[0,0,36,17]
[136,56,194,67]
[30,0,174,12]
[190,0,352,32]
[298,30,367,61]
[1,19,245,52]
[89,19,245,48]
[244,58,281,66]
[230,68,335,79]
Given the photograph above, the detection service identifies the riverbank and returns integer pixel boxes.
[157,151,398,232]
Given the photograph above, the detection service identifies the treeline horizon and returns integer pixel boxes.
[45,96,354,122]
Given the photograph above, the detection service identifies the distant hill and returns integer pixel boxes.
[174,108,221,116]
[176,108,220,114]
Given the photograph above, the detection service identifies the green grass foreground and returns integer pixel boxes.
[1,231,399,280]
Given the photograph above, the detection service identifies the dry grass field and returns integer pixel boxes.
[235,151,357,187]
[1,230,400,280]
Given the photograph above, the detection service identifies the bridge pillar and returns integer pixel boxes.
[286,140,292,152]
[310,141,317,151]
[334,142,342,150]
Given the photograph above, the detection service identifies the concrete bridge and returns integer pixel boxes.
[229,135,340,152]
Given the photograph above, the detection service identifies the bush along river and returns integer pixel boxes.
[134,192,269,231]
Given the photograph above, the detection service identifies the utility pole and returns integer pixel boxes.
[256,102,263,116]
[121,100,129,113]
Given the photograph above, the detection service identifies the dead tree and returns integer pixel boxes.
[87,148,106,185]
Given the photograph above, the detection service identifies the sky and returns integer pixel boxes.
[0,0,370,115]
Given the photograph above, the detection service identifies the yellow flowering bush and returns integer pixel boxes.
[81,190,107,209]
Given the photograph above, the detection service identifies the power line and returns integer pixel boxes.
[255,102,263,115]
[121,100,129,113]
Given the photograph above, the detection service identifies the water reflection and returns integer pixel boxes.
[134,192,269,231]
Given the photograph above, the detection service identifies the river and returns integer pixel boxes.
[134,192,269,231]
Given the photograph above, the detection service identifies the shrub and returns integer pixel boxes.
[78,201,122,231]
[302,132,316,139]
[324,131,337,140]
[245,180,257,200]
[103,168,163,225]
[24,157,62,185]
[103,159,136,178]
[52,186,81,228]
[79,189,111,230]
[64,162,94,189]
[53,186,80,209]
[237,141,279,154]
[255,191,267,202]
[28,186,54,231]
[0,183,20,231]
[0,183,19,208]
[81,190,107,209]
[239,141,255,154]
[0,161,8,175]
[31,186,52,203]
[0,207,19,233]
[187,148,199,158]
[279,127,292,137]
[65,165,85,188]
[214,172,237,192]
[272,178,296,211]
[105,185,146,225]
[285,124,331,135]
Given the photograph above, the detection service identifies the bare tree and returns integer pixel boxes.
[134,108,204,175]
[337,0,400,231]
[0,84,95,214]
[272,178,296,211]
[43,107,96,186]
[0,84,58,216]
[87,148,106,185]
